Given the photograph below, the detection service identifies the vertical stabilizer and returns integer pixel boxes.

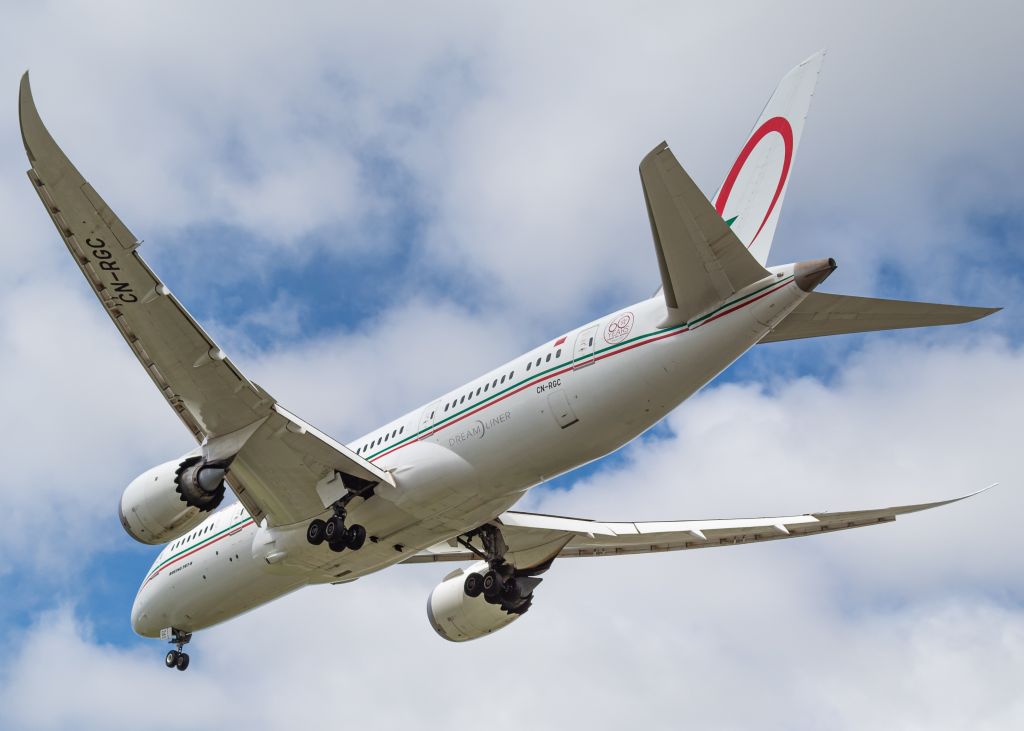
[713,51,824,266]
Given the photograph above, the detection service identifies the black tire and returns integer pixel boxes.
[328,539,347,553]
[165,650,179,668]
[482,569,502,600]
[346,524,367,551]
[176,652,190,671]
[306,519,327,546]
[323,516,345,544]
[463,572,484,598]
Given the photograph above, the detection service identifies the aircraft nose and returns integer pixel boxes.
[130,586,160,638]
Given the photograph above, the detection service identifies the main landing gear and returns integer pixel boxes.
[161,628,192,672]
[458,524,542,615]
[305,488,368,553]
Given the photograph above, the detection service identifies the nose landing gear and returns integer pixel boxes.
[160,628,192,672]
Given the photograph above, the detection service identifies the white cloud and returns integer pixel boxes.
[2,340,1022,729]
[2,1,1020,323]
[0,2,1021,728]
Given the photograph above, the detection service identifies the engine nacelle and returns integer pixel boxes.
[427,563,534,642]
[118,454,228,545]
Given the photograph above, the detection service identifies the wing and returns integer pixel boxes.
[20,73,392,526]
[760,292,999,343]
[639,142,770,328]
[406,487,992,568]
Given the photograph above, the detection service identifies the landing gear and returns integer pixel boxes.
[320,514,365,552]
[305,474,374,552]
[160,628,192,672]
[457,524,543,616]
[165,650,190,671]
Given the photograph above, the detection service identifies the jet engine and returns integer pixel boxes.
[118,454,228,545]
[426,562,541,642]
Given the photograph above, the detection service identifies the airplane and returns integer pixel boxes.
[18,52,998,672]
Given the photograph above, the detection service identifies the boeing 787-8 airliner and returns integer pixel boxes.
[19,52,997,671]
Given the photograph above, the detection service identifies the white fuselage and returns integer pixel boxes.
[131,265,806,637]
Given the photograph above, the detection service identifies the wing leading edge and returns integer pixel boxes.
[20,73,392,526]
[407,487,993,568]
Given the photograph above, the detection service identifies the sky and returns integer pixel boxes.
[0,2,1022,729]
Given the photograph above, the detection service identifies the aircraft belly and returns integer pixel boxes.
[136,523,305,633]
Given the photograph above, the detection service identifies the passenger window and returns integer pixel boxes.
[526,362,531,371]
[459,395,465,404]
[536,357,542,366]
[484,383,489,392]
[391,429,397,438]
[589,337,593,346]
[555,349,561,358]
[476,387,481,396]
[510,370,514,379]
[444,403,449,411]
[545,353,551,362]
[492,379,498,387]
[500,375,505,384]
[400,426,404,434]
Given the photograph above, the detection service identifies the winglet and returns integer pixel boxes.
[19,70,88,186]
[19,71,37,162]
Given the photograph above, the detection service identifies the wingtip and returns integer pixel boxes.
[931,483,999,509]
[18,70,40,162]
[19,70,33,110]
[802,49,827,64]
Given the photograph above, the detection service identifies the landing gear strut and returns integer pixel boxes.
[305,476,371,553]
[458,524,542,615]
[161,628,192,672]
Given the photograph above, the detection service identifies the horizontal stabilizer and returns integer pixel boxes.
[761,292,999,343]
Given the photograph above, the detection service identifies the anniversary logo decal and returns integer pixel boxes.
[604,311,634,344]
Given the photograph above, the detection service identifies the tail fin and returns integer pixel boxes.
[713,51,825,267]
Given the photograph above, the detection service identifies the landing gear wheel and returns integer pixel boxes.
[328,539,347,553]
[323,516,345,544]
[464,572,484,598]
[176,652,190,671]
[165,650,179,668]
[345,524,366,550]
[306,519,327,546]
[482,569,503,603]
